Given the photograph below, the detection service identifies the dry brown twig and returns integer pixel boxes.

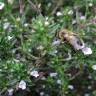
[19,0,24,15]
[27,0,41,14]
[50,0,63,15]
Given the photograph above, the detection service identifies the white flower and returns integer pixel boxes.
[30,70,39,78]
[72,20,77,25]
[37,45,44,50]
[88,85,92,90]
[8,36,13,40]
[48,3,51,7]
[82,47,92,55]
[84,93,90,96]
[28,49,31,52]
[44,21,49,26]
[88,75,92,79]
[42,85,46,88]
[68,10,73,15]
[3,22,10,30]
[8,88,14,96]
[0,2,5,10]
[68,85,74,90]
[52,40,61,46]
[80,16,86,20]
[24,23,29,27]
[31,29,36,33]
[54,50,58,54]
[18,80,26,90]
[12,49,16,53]
[89,3,93,7]
[16,17,20,22]
[56,11,62,16]
[57,80,61,84]
[92,65,96,70]
[45,17,49,20]
[50,72,57,77]
[40,92,45,96]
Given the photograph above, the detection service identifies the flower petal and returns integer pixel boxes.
[82,47,92,55]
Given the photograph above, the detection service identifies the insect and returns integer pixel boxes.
[57,29,85,50]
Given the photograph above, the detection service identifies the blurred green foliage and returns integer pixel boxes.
[0,0,96,96]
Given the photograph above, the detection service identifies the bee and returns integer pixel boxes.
[57,29,75,41]
[57,29,85,50]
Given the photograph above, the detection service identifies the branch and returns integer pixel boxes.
[27,0,41,14]
[50,0,63,15]
[19,0,24,15]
